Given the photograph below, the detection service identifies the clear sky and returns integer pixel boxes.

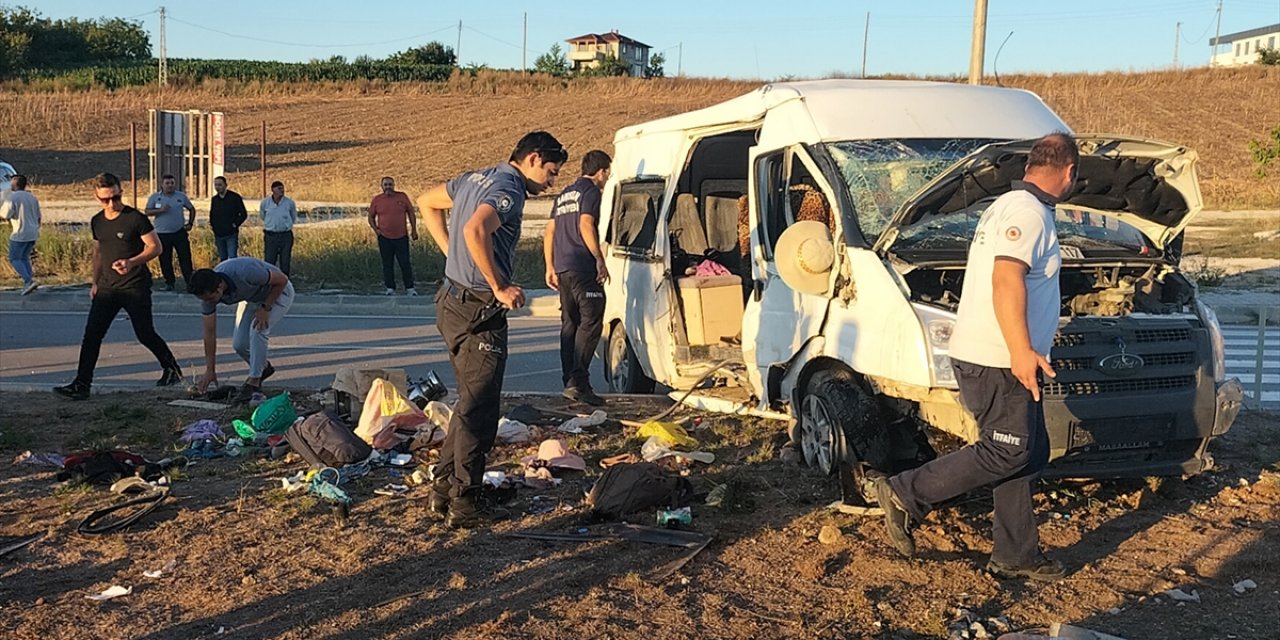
[32,0,1280,78]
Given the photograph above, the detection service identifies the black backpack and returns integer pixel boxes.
[587,462,693,521]
[285,411,373,468]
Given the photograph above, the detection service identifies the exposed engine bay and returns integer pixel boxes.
[903,263,1197,317]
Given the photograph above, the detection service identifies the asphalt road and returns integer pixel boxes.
[0,310,606,395]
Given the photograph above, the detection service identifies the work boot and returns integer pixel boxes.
[986,557,1067,582]
[156,367,184,387]
[445,492,511,530]
[261,362,276,383]
[873,477,915,558]
[53,380,91,401]
[563,386,605,407]
[429,487,451,518]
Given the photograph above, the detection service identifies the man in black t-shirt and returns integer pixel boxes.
[209,176,248,262]
[543,150,611,406]
[54,173,183,400]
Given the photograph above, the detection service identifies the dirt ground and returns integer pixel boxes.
[0,389,1276,640]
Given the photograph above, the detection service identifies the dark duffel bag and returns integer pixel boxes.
[286,411,372,468]
[587,462,693,521]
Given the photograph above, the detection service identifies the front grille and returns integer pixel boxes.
[1135,328,1192,343]
[1053,352,1194,371]
[1054,332,1089,347]
[1069,415,1174,448]
[1043,375,1195,396]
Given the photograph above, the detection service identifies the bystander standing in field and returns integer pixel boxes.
[209,176,248,262]
[54,172,183,400]
[543,150,611,406]
[260,180,298,276]
[368,176,419,296]
[418,131,567,528]
[145,174,198,291]
[874,133,1078,582]
[188,256,294,404]
[1,174,42,295]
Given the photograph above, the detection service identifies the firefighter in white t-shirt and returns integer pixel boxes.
[874,133,1079,582]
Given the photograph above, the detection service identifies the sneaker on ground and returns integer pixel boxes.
[21,282,38,296]
[986,557,1067,582]
[163,282,176,292]
[232,383,261,404]
[406,288,418,296]
[53,380,91,401]
[562,387,606,407]
[261,362,276,383]
[156,367,184,387]
[384,288,396,296]
[873,477,915,558]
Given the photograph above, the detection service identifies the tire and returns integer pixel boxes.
[605,323,656,394]
[798,376,892,476]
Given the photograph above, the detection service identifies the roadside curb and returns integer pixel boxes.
[0,288,562,318]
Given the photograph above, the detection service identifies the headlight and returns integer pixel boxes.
[913,304,959,388]
[1197,300,1227,382]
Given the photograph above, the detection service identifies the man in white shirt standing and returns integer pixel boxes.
[875,133,1078,583]
[259,180,298,276]
[0,174,41,295]
[144,174,198,291]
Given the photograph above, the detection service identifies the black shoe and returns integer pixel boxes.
[445,493,511,529]
[563,386,605,407]
[163,282,176,292]
[873,477,915,558]
[53,380,91,401]
[231,383,261,405]
[987,557,1067,582]
[429,487,451,518]
[261,362,276,383]
[156,367,183,387]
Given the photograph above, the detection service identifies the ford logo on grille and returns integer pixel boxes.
[1097,352,1145,377]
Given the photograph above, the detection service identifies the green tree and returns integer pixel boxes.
[1247,125,1280,178]
[646,52,665,78]
[533,43,568,77]
[581,53,630,77]
[386,41,456,66]
[0,6,149,77]
[1258,48,1280,65]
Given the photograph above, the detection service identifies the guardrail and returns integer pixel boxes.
[1216,305,1279,412]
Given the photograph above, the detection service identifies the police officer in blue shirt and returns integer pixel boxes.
[417,131,567,528]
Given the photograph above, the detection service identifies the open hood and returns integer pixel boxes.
[875,135,1203,252]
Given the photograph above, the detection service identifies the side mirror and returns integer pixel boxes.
[774,220,834,296]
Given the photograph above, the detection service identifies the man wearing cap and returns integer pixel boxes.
[874,133,1078,582]
[368,176,419,296]
[144,174,197,291]
[543,149,611,407]
[418,130,567,529]
[187,256,295,404]
[260,181,298,276]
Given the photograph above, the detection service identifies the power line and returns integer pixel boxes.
[463,25,526,52]
[166,14,455,49]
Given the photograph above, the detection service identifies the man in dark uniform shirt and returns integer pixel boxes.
[54,173,183,400]
[543,150,612,406]
[417,131,567,529]
[209,176,248,262]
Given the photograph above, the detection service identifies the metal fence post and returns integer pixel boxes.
[1254,306,1267,411]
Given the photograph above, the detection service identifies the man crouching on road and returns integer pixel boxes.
[187,257,295,404]
[874,133,1078,582]
[417,130,567,529]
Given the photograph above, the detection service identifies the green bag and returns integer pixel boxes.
[231,393,296,439]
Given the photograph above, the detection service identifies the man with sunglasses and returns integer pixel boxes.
[54,173,183,400]
[417,131,567,529]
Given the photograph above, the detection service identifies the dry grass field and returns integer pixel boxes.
[4,67,1278,208]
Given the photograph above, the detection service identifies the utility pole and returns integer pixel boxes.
[158,6,168,87]
[1174,22,1181,69]
[456,20,462,63]
[522,12,528,73]
[968,0,987,84]
[678,42,683,76]
[1211,0,1223,66]
[861,12,870,78]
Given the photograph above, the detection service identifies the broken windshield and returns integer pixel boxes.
[891,202,1156,258]
[825,139,998,240]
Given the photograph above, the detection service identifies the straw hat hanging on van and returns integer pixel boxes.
[774,220,835,295]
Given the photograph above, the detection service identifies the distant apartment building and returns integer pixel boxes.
[1209,23,1280,66]
[566,30,651,77]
